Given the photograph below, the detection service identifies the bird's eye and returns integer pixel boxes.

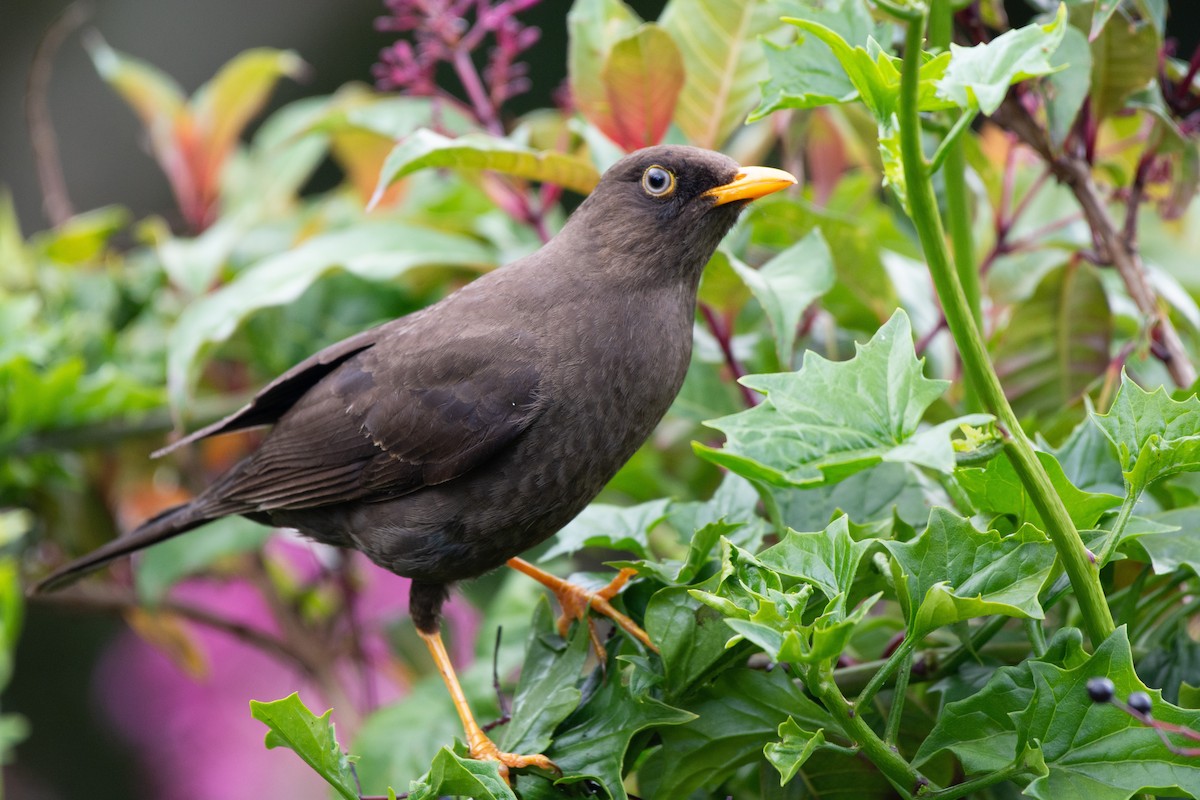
[641,166,675,197]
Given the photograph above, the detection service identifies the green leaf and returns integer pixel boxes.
[639,668,835,798]
[647,582,751,699]
[249,693,360,800]
[0,560,22,691]
[956,449,1121,534]
[1045,410,1125,496]
[1045,25,1093,147]
[764,717,826,786]
[1092,373,1200,497]
[728,230,835,368]
[1089,12,1160,121]
[936,5,1068,114]
[0,713,29,766]
[542,669,693,799]
[992,262,1112,421]
[660,0,782,148]
[166,221,494,411]
[916,627,1200,800]
[884,510,1057,637]
[751,37,858,121]
[189,48,308,162]
[372,129,600,205]
[135,516,273,603]
[598,24,685,150]
[756,516,871,612]
[777,20,954,123]
[407,746,516,800]
[1142,507,1200,577]
[567,0,642,145]
[541,498,669,562]
[499,599,590,755]
[353,669,501,793]
[697,310,991,487]
[782,19,896,121]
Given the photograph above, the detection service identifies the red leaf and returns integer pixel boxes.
[601,24,685,151]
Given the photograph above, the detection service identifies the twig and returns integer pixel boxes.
[246,555,362,732]
[30,583,312,672]
[700,302,758,407]
[481,626,512,733]
[993,95,1197,388]
[25,2,91,226]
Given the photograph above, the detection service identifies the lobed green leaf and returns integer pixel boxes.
[697,310,991,487]
[917,627,1200,800]
[249,693,360,800]
[1092,372,1200,497]
[935,4,1068,114]
[884,510,1057,637]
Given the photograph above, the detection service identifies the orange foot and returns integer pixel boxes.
[417,626,558,785]
[507,558,659,659]
[467,730,558,785]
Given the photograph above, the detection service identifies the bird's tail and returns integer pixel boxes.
[33,501,214,593]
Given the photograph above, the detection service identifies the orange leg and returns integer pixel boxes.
[417,627,557,784]
[506,557,659,658]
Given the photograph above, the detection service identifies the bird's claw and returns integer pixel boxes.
[553,568,659,659]
[468,734,559,784]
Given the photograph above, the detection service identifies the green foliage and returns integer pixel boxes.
[697,310,991,487]
[250,693,361,800]
[12,1,1200,799]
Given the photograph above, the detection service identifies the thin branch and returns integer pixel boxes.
[30,583,312,672]
[993,95,1197,388]
[25,2,91,226]
[700,302,759,407]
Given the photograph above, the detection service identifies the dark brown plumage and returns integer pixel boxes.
[35,144,795,777]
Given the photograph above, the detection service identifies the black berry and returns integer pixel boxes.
[1087,676,1115,703]
[1127,691,1153,715]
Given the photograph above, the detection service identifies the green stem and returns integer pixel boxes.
[1024,618,1047,657]
[885,647,915,746]
[810,665,934,797]
[897,14,1114,648]
[857,636,917,709]
[1097,487,1138,567]
[924,758,1031,800]
[929,0,982,413]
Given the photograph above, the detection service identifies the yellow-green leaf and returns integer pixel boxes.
[372,130,601,205]
[190,48,309,161]
[660,0,782,148]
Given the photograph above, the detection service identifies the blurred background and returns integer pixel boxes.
[4,1,1200,799]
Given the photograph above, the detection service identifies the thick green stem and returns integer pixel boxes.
[810,666,933,797]
[929,0,982,412]
[897,13,1114,648]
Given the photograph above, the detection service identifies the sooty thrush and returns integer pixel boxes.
[35,145,796,779]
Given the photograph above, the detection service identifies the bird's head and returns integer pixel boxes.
[560,145,796,285]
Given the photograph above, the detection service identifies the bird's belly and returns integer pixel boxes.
[278,375,680,583]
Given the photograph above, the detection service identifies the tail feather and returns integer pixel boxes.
[33,502,215,594]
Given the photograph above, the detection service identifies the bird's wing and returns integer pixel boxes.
[154,325,382,457]
[206,332,545,512]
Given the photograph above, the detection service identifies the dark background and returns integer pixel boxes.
[2,1,1198,798]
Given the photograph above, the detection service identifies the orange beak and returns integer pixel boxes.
[702,166,797,206]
